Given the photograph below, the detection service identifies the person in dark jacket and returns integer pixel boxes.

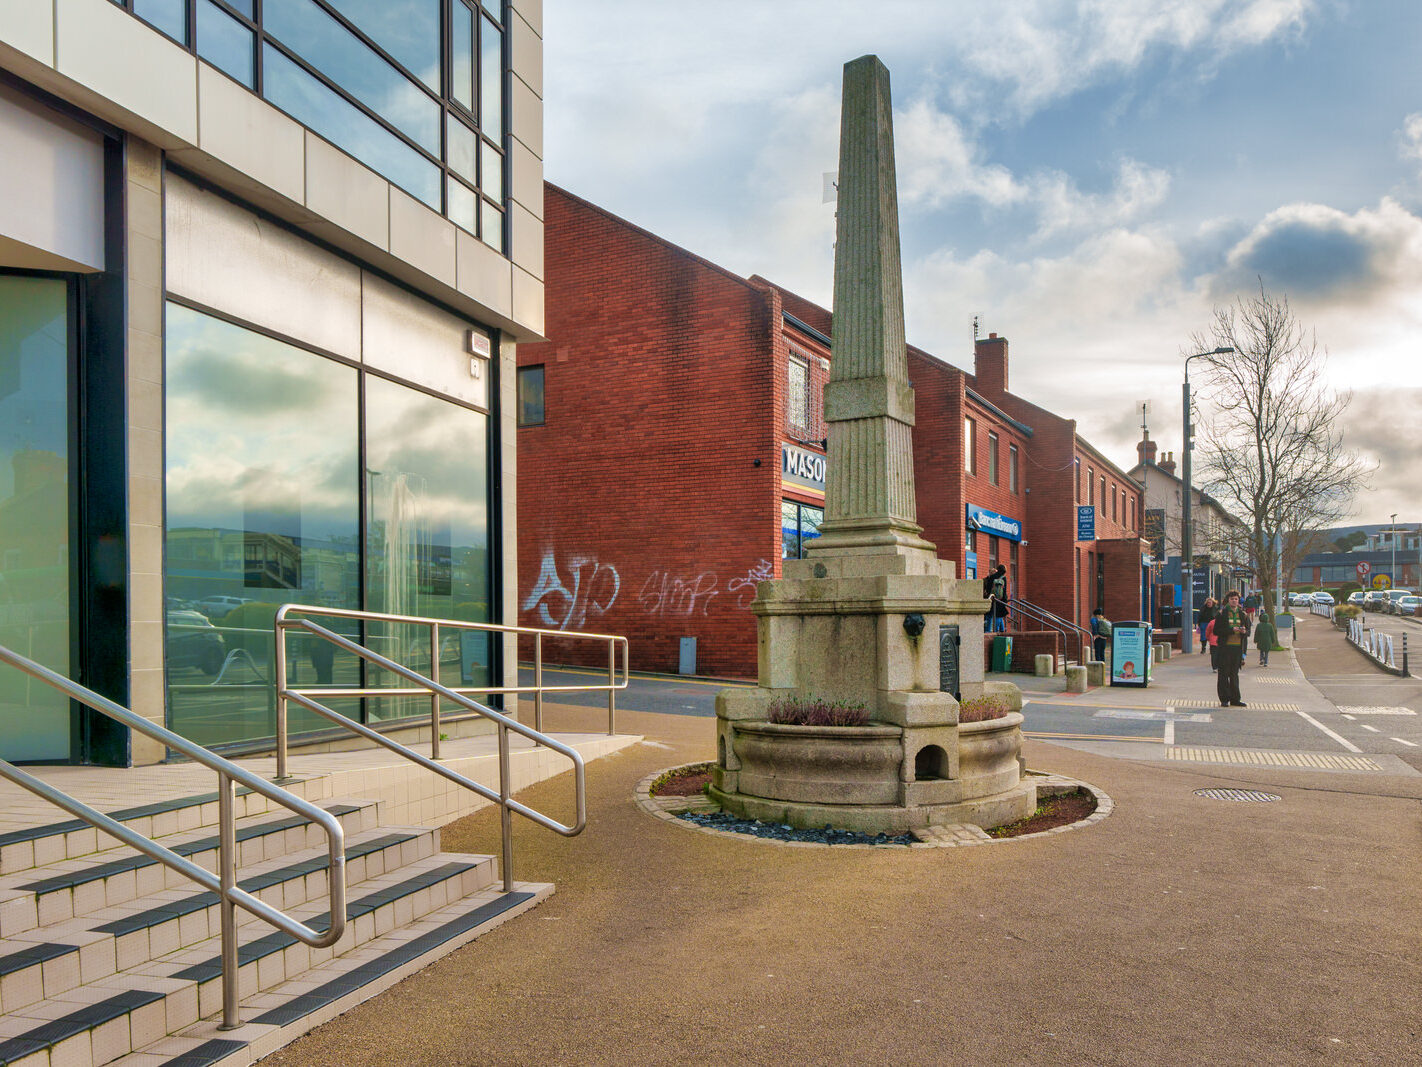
[1214,590,1251,706]
[1197,597,1217,654]
[982,565,1008,632]
[1090,607,1111,663]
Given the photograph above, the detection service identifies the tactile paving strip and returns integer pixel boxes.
[1170,700,1301,710]
[1167,747,1381,771]
[1338,706,1417,715]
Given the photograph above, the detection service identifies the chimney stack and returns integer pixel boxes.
[1137,437,1158,466]
[974,332,1008,395]
[1159,451,1177,475]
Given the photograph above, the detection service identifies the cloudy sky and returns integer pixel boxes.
[542,0,1422,526]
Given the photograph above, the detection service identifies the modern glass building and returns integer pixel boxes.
[0,0,544,764]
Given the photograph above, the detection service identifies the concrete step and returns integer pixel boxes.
[0,827,436,1016]
[0,852,511,1066]
[0,802,378,938]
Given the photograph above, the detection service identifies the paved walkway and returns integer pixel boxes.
[263,649,1422,1065]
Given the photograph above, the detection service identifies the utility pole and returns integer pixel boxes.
[1180,347,1234,653]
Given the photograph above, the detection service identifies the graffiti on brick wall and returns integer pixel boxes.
[726,559,774,608]
[637,569,720,617]
[521,550,621,630]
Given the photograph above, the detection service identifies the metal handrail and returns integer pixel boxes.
[0,644,345,1032]
[1007,597,1091,665]
[274,606,604,894]
[272,604,628,741]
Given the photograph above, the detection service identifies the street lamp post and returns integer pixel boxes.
[1391,512,1398,590]
[1180,346,1234,653]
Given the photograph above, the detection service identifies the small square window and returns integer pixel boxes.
[517,365,544,426]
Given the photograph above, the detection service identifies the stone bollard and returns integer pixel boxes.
[1066,665,1088,693]
[1034,654,1054,677]
[1158,642,1171,660]
[1085,660,1105,687]
[1152,643,1164,663]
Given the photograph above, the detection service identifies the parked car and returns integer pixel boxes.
[1395,595,1421,617]
[1382,589,1415,614]
[1362,589,1391,610]
[1311,591,1336,605]
[1346,590,1367,606]
[1288,592,1311,606]
[166,609,226,675]
[195,594,251,619]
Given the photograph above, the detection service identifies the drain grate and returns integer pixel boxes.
[1194,788,1281,802]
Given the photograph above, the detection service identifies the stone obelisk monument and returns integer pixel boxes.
[711,56,1034,832]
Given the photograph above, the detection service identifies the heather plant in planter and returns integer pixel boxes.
[766,695,870,727]
[958,696,1011,723]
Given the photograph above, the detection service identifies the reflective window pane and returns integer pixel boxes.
[263,44,441,209]
[480,14,502,139]
[196,0,254,87]
[364,378,490,719]
[223,0,254,17]
[446,114,477,185]
[447,177,477,235]
[516,365,543,426]
[451,2,474,112]
[780,501,799,561]
[481,140,503,201]
[265,0,439,154]
[134,0,187,44]
[0,277,71,761]
[325,0,440,90]
[164,303,361,747]
[481,201,503,253]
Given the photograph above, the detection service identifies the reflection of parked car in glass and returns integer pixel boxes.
[166,610,226,675]
[195,594,251,620]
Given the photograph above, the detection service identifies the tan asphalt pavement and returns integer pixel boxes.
[267,622,1422,1066]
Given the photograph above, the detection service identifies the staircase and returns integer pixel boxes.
[0,786,548,1065]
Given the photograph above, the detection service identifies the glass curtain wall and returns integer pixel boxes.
[164,303,361,746]
[0,276,72,761]
[164,302,493,748]
[364,377,490,723]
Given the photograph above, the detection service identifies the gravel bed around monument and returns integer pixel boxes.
[677,811,915,846]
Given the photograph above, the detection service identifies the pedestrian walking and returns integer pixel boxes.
[982,564,1008,633]
[1197,597,1217,654]
[1254,611,1277,667]
[1090,607,1111,663]
[1205,617,1219,670]
[1215,589,1251,707]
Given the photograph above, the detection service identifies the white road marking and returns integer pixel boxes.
[1343,714,1356,720]
[1295,710,1362,753]
[1163,712,1175,746]
[1360,724,1381,733]
[1393,737,1419,747]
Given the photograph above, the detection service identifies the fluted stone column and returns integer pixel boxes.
[813,55,935,556]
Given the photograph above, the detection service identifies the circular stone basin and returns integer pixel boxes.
[731,721,903,805]
[957,712,1026,800]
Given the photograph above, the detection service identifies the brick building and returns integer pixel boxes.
[518,185,1147,676]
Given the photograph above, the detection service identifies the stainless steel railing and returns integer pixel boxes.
[0,644,346,1032]
[1007,598,1092,666]
[274,606,621,893]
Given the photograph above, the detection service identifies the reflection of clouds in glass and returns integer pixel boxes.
[365,383,488,531]
[166,305,358,541]
[326,0,441,90]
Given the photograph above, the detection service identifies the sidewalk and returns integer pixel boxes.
[264,695,1422,1066]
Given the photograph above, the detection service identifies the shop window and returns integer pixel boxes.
[1009,444,1019,493]
[781,500,824,560]
[988,432,999,486]
[517,365,544,426]
[964,417,976,474]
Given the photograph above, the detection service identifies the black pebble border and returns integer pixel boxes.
[677,811,915,846]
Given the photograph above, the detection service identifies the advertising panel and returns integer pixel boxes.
[1110,621,1152,687]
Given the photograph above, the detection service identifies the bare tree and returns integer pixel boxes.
[1189,283,1372,612]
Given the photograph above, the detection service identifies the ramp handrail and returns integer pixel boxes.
[275,606,603,895]
[0,643,345,1032]
[1007,597,1092,665]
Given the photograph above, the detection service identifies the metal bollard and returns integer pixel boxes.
[1404,633,1410,677]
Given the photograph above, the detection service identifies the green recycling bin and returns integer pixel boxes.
[991,634,1013,673]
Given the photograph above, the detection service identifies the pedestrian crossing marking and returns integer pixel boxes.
[1337,706,1416,716]
[1166,747,1381,771]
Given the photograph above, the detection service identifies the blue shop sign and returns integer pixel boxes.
[1077,505,1095,541]
[966,504,1022,543]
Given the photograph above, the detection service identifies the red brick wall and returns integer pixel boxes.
[982,630,1062,673]
[518,187,782,677]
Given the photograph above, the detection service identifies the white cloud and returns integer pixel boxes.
[1400,112,1422,163]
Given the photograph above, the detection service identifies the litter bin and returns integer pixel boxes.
[1109,621,1151,687]
[991,634,1013,673]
